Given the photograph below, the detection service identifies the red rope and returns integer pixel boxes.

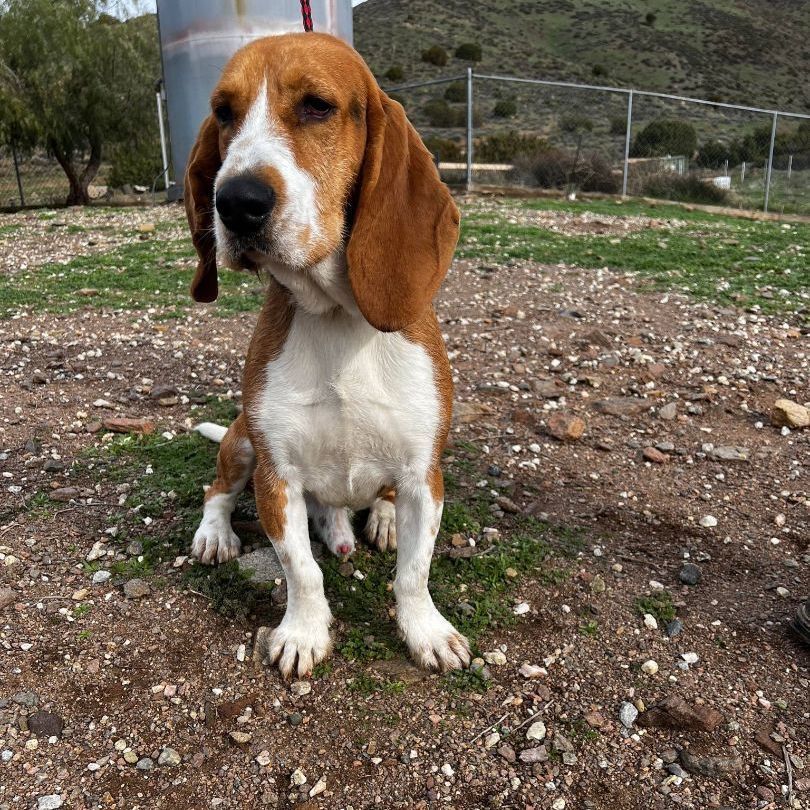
[299,0,313,31]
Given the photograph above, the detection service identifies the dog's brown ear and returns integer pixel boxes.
[347,87,460,332]
[184,115,222,303]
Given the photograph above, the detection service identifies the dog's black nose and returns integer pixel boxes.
[215,175,275,235]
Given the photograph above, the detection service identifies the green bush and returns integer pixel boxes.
[696,140,732,169]
[454,42,482,61]
[592,64,608,78]
[108,139,163,189]
[560,113,594,133]
[520,148,619,193]
[609,115,628,136]
[444,81,466,102]
[384,65,404,82]
[493,99,517,118]
[476,131,549,162]
[422,135,463,161]
[630,119,698,158]
[423,98,456,127]
[641,172,729,205]
[421,45,448,66]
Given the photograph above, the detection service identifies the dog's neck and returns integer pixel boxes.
[263,248,362,320]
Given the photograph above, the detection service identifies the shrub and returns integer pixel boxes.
[645,12,656,25]
[592,64,608,78]
[424,98,457,127]
[421,45,448,66]
[560,113,593,134]
[641,172,729,205]
[422,135,463,161]
[454,42,482,61]
[444,81,466,102]
[476,131,549,162]
[519,148,619,193]
[630,119,698,158]
[609,115,628,136]
[696,140,732,169]
[108,139,163,189]
[493,99,517,118]
[384,65,404,82]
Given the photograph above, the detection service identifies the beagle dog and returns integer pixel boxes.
[184,32,469,678]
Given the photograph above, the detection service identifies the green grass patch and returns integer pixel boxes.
[634,590,677,624]
[459,198,810,317]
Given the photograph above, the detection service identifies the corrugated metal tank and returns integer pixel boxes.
[156,0,353,197]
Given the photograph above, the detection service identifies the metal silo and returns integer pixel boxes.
[156,0,353,198]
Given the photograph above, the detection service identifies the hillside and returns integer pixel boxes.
[354,0,810,113]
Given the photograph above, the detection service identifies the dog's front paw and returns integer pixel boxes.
[191,515,241,565]
[365,498,397,552]
[258,604,333,679]
[398,604,470,671]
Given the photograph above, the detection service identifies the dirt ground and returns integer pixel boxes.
[0,201,808,810]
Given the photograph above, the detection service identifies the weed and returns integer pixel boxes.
[579,619,600,637]
[634,591,677,624]
[443,667,491,694]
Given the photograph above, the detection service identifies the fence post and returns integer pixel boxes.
[763,111,778,213]
[621,89,633,197]
[466,66,473,191]
[155,79,170,191]
[10,140,25,208]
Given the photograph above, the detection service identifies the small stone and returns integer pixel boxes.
[594,397,653,417]
[619,702,638,728]
[776,586,790,598]
[590,574,606,594]
[92,570,111,585]
[681,652,699,665]
[641,660,659,676]
[707,445,750,462]
[496,495,520,513]
[288,712,303,727]
[37,797,63,810]
[484,732,501,749]
[309,777,327,797]
[228,731,252,746]
[526,721,546,741]
[547,413,586,441]
[71,589,89,601]
[498,744,516,763]
[658,402,678,421]
[157,747,181,766]
[450,533,467,547]
[440,763,454,777]
[0,587,17,610]
[519,663,547,679]
[519,745,548,763]
[553,732,574,753]
[643,613,658,630]
[679,563,701,586]
[256,750,272,767]
[291,681,311,697]
[483,650,507,666]
[13,691,38,707]
[552,800,566,810]
[699,515,717,528]
[123,750,138,764]
[638,696,724,732]
[290,768,307,786]
[665,620,683,638]
[771,399,809,429]
[102,416,155,434]
[136,757,154,770]
[43,459,65,473]
[513,601,530,615]
[123,578,150,599]
[643,446,668,464]
[338,561,354,578]
[679,748,742,777]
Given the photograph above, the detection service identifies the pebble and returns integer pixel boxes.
[484,732,501,748]
[643,446,668,464]
[0,586,17,609]
[256,750,272,767]
[37,797,63,810]
[643,613,659,630]
[526,721,547,741]
[86,541,106,561]
[552,800,566,810]
[641,660,659,675]
[699,515,717,528]
[665,620,683,638]
[547,413,586,441]
[27,711,64,738]
[513,601,530,615]
[519,663,547,679]
[92,570,111,584]
[290,767,307,786]
[157,747,181,766]
[123,578,150,599]
[771,398,809,428]
[681,652,699,665]
[136,757,154,770]
[483,650,507,666]
[440,763,454,777]
[619,702,638,728]
[291,681,311,696]
[679,563,701,586]
[776,586,790,598]
[123,750,138,764]
[658,402,677,420]
[309,776,327,797]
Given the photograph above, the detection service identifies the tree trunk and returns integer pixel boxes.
[50,138,102,206]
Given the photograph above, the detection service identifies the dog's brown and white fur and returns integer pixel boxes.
[184,33,469,678]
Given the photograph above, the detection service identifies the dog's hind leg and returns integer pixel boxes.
[191,414,255,564]
[306,494,355,558]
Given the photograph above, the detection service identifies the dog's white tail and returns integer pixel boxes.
[195,422,228,443]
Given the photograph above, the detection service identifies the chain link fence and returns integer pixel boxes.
[390,69,810,216]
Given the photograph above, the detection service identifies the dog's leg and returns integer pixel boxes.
[394,469,470,671]
[191,414,255,564]
[305,494,355,557]
[364,487,397,552]
[255,466,332,678]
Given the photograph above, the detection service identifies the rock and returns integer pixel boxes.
[136,757,154,770]
[483,650,507,666]
[498,744,516,763]
[0,587,17,610]
[679,563,702,586]
[699,515,717,528]
[102,417,155,435]
[157,747,181,766]
[309,777,327,798]
[291,681,311,697]
[641,660,659,676]
[533,379,567,398]
[484,732,501,749]
[665,620,683,638]
[123,750,138,764]
[679,748,742,777]
[49,487,93,502]
[707,445,750,462]
[547,413,586,441]
[519,663,547,679]
[637,696,724,732]
[228,731,252,746]
[642,446,668,464]
[454,401,495,424]
[237,546,286,582]
[150,383,178,400]
[594,397,653,417]
[519,745,548,763]
[43,459,65,473]
[619,702,638,728]
[643,613,658,630]
[658,402,678,421]
[552,732,574,753]
[526,721,546,741]
[496,495,520,513]
[13,691,38,707]
[86,541,106,561]
[578,329,613,348]
[256,750,272,767]
[290,767,307,786]
[28,711,64,738]
[37,797,63,810]
[123,578,150,599]
[771,399,809,429]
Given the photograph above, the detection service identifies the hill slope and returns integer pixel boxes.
[354,0,810,113]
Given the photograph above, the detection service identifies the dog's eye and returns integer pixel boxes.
[302,96,334,120]
[214,104,233,126]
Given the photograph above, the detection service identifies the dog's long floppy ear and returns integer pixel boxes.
[347,87,460,332]
[184,115,222,303]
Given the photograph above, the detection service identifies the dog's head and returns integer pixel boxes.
[185,33,459,332]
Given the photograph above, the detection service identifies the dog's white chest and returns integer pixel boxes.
[253,311,440,508]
